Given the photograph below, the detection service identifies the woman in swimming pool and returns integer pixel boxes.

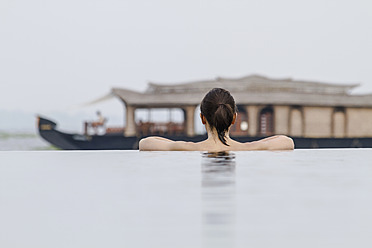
[139,88,294,151]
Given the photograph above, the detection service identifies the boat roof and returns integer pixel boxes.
[111,74,372,108]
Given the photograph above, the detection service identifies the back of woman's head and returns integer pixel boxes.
[200,88,237,146]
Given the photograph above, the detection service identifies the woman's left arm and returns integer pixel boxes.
[139,136,193,151]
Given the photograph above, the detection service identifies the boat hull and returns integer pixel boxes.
[37,116,372,150]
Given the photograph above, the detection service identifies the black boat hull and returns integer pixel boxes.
[37,116,372,150]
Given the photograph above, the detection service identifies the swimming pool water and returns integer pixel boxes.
[0,149,371,248]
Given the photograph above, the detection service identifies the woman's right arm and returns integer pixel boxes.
[245,135,295,150]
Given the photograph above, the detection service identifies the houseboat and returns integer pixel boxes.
[37,75,372,149]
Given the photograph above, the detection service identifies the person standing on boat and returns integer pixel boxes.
[88,111,106,134]
[139,88,294,151]
[95,111,105,125]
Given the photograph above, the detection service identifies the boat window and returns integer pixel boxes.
[259,107,274,136]
[135,108,185,136]
[230,105,249,136]
[194,104,206,135]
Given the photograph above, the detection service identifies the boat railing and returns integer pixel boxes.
[106,127,125,134]
[136,121,185,136]
[82,121,185,136]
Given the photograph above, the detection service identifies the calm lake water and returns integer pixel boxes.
[1,149,371,248]
[0,131,52,151]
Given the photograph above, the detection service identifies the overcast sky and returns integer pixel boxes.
[1,0,372,127]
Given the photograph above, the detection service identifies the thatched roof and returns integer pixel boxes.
[112,75,372,108]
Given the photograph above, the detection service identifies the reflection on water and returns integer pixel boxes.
[201,152,236,247]
[202,152,236,187]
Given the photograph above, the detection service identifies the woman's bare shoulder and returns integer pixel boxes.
[139,135,294,151]
[168,140,201,151]
[229,135,294,151]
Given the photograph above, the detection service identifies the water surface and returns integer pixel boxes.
[0,131,51,151]
[0,149,371,248]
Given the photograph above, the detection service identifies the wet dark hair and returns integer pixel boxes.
[200,88,237,146]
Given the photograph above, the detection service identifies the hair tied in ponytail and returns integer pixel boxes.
[200,88,237,146]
